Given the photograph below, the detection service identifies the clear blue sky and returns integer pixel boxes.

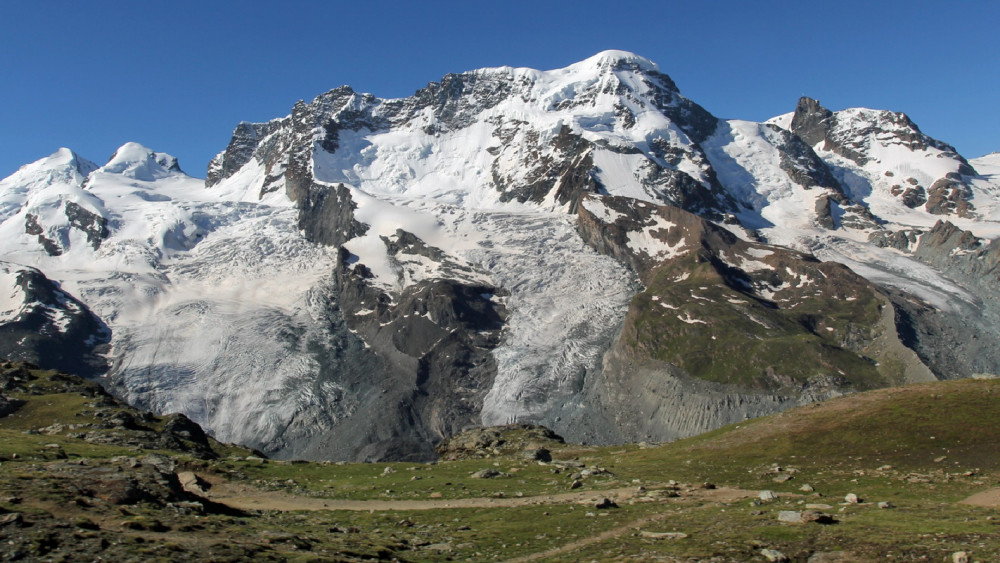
[2,0,997,179]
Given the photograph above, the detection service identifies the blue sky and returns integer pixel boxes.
[2,0,997,179]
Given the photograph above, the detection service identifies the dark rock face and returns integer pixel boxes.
[789,97,835,148]
[0,264,110,378]
[63,201,109,250]
[898,185,927,208]
[869,228,920,252]
[408,72,516,131]
[814,195,836,230]
[764,123,842,192]
[790,97,968,168]
[206,122,263,187]
[320,232,507,461]
[24,213,63,256]
[493,125,601,212]
[869,221,1000,379]
[639,69,719,145]
[925,174,975,217]
[295,182,368,247]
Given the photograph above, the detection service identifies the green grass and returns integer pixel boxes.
[3,362,1000,561]
[627,254,887,389]
[215,455,621,501]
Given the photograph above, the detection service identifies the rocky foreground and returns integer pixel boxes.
[2,360,999,561]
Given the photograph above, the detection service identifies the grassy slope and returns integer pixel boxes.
[628,254,886,389]
[2,364,999,561]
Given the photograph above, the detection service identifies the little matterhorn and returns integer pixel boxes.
[2,51,998,460]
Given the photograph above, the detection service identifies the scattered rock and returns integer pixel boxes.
[760,548,788,562]
[580,467,611,477]
[758,490,778,501]
[877,501,894,509]
[772,473,794,483]
[799,484,815,493]
[778,510,833,524]
[805,503,833,510]
[0,512,25,528]
[569,480,582,490]
[523,447,552,462]
[951,551,969,563]
[595,498,618,509]
[640,531,688,540]
[844,493,861,503]
[177,472,211,495]
[471,468,502,479]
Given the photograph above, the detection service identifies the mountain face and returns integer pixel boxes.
[1,51,998,460]
[0,262,110,377]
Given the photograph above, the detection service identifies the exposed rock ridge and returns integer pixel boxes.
[0,262,110,378]
[789,97,977,218]
[325,231,507,460]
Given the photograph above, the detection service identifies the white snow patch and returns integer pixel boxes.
[625,214,683,259]
[677,313,707,325]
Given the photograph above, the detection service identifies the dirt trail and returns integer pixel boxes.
[502,513,669,563]
[180,471,753,513]
[504,487,750,563]
[959,488,1000,507]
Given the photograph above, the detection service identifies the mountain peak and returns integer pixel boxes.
[0,148,97,194]
[569,50,660,73]
[99,142,184,180]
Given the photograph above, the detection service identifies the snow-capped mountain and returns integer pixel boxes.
[1,51,998,460]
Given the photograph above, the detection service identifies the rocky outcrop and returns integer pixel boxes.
[788,97,977,219]
[434,424,564,460]
[206,122,267,187]
[323,232,507,461]
[925,173,975,217]
[1,360,224,459]
[23,213,63,256]
[764,123,842,191]
[63,201,109,249]
[0,263,110,378]
[493,125,600,212]
[571,194,933,443]
[789,97,835,149]
[790,97,970,168]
